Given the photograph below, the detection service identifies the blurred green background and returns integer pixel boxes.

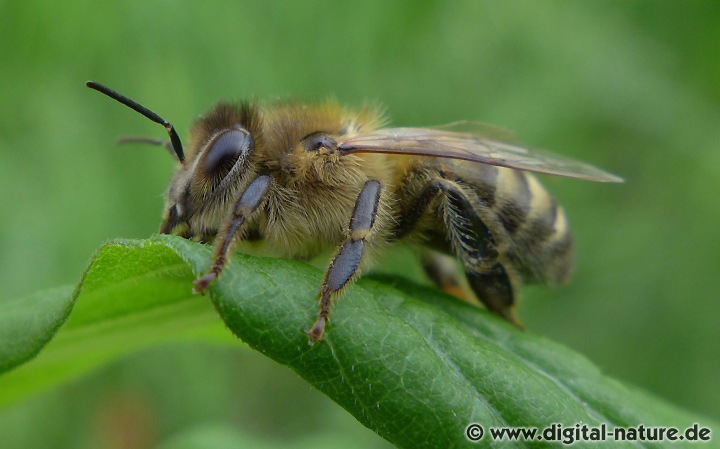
[1,1,719,447]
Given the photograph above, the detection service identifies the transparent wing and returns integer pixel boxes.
[431,120,517,143]
[338,127,624,182]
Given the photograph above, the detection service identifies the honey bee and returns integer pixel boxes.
[86,81,623,344]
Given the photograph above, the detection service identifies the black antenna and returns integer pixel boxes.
[116,136,177,159]
[86,81,185,162]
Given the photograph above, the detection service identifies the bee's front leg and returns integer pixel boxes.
[193,175,272,293]
[305,179,382,344]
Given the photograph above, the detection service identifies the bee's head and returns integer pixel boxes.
[85,82,261,238]
[162,102,262,236]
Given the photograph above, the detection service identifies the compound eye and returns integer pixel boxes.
[203,129,252,179]
[301,132,337,153]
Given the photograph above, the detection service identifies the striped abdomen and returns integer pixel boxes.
[457,161,574,284]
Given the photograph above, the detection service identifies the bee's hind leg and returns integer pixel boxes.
[465,263,524,328]
[397,177,523,328]
[439,180,524,328]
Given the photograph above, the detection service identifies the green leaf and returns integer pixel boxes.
[0,286,74,375]
[1,235,716,448]
[156,423,378,449]
[0,239,234,407]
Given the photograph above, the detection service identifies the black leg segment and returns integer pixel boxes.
[306,180,382,344]
[441,182,499,269]
[465,263,522,328]
[324,239,365,293]
[395,175,523,327]
[194,175,272,293]
[441,180,522,327]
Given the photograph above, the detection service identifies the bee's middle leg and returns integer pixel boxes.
[305,179,382,344]
[421,250,470,301]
